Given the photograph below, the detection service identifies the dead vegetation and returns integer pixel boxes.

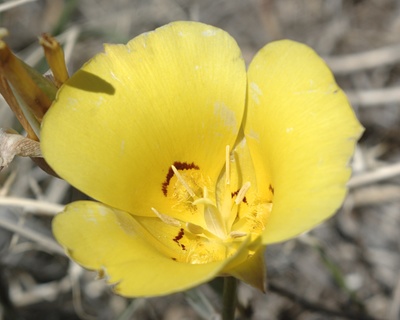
[0,0,399,319]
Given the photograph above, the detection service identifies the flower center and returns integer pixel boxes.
[151,145,272,264]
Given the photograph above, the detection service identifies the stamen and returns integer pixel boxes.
[192,197,214,206]
[192,186,215,206]
[151,207,181,227]
[171,165,196,198]
[186,222,205,234]
[235,181,251,205]
[230,231,247,238]
[203,186,208,198]
[225,145,230,185]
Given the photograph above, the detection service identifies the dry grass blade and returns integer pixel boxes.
[388,274,400,320]
[11,276,71,307]
[350,185,400,207]
[0,0,36,13]
[0,216,64,255]
[348,162,400,188]
[346,87,400,107]
[0,1,399,319]
[62,26,81,65]
[0,197,64,215]
[325,43,400,74]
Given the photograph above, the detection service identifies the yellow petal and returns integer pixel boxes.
[42,21,246,219]
[223,246,266,292]
[53,201,231,297]
[126,214,229,264]
[245,40,363,244]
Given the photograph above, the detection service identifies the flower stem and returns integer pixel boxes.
[222,277,237,320]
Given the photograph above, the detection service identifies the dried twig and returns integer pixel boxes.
[69,263,98,320]
[325,43,400,74]
[348,162,400,188]
[346,87,400,107]
[0,217,64,255]
[0,170,17,197]
[268,282,379,320]
[0,129,42,170]
[0,0,36,13]
[25,26,81,68]
[10,275,71,307]
[349,185,400,206]
[0,197,63,215]
[62,26,81,66]
[388,274,400,320]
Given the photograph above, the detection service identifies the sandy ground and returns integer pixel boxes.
[0,0,400,319]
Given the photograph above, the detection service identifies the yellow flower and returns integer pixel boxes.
[41,21,363,297]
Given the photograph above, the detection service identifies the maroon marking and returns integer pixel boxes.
[172,228,187,251]
[162,161,200,196]
[172,258,177,261]
[173,228,184,245]
[231,190,248,204]
[269,184,275,195]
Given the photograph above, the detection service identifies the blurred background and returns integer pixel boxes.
[1,0,400,319]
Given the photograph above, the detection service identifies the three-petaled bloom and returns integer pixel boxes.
[41,21,363,297]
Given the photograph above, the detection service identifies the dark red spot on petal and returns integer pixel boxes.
[269,184,274,195]
[173,228,187,251]
[173,228,184,245]
[162,161,200,196]
[231,190,248,204]
[172,257,177,261]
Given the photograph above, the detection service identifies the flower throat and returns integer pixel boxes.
[148,145,272,264]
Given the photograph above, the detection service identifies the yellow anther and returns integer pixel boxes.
[151,207,181,227]
[171,165,196,198]
[235,181,251,205]
[230,231,247,238]
[186,222,205,234]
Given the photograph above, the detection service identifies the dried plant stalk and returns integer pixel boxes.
[0,129,42,170]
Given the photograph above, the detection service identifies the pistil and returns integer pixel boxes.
[149,144,270,265]
[165,146,254,241]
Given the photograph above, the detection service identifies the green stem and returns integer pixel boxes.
[222,277,238,320]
